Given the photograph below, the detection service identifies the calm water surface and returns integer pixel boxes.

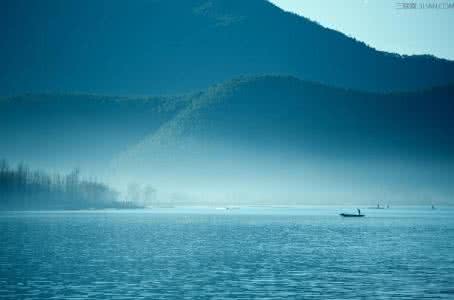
[1,206,453,299]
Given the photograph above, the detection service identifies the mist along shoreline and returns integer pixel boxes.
[0,201,144,211]
[0,203,145,212]
[1,205,450,214]
[1,159,448,211]
[0,159,148,211]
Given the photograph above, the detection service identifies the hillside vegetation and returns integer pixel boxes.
[1,0,454,95]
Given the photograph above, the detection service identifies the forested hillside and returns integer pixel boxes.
[1,0,454,95]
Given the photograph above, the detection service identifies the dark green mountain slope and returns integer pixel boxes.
[1,0,454,95]
[107,76,453,203]
[117,76,454,168]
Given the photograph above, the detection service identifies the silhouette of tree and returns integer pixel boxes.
[0,160,126,210]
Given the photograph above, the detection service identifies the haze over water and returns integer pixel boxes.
[1,1,454,298]
[1,206,453,299]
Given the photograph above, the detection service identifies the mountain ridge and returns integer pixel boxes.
[3,75,453,175]
[2,0,454,95]
[2,75,453,202]
[114,75,454,168]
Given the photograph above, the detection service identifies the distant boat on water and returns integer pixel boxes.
[340,213,365,217]
[340,209,365,217]
[216,206,240,210]
[369,203,385,209]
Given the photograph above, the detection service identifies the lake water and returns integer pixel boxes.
[1,206,453,299]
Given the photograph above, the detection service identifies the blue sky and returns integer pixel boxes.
[270,0,454,60]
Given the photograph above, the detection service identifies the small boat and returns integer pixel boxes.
[340,208,365,217]
[340,213,365,217]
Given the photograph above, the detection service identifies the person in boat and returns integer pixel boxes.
[357,208,361,215]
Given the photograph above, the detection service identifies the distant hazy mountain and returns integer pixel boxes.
[0,94,187,170]
[116,75,454,168]
[2,76,453,169]
[1,0,454,96]
[2,76,453,203]
[110,76,454,203]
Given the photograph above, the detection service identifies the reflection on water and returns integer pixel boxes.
[1,207,453,299]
